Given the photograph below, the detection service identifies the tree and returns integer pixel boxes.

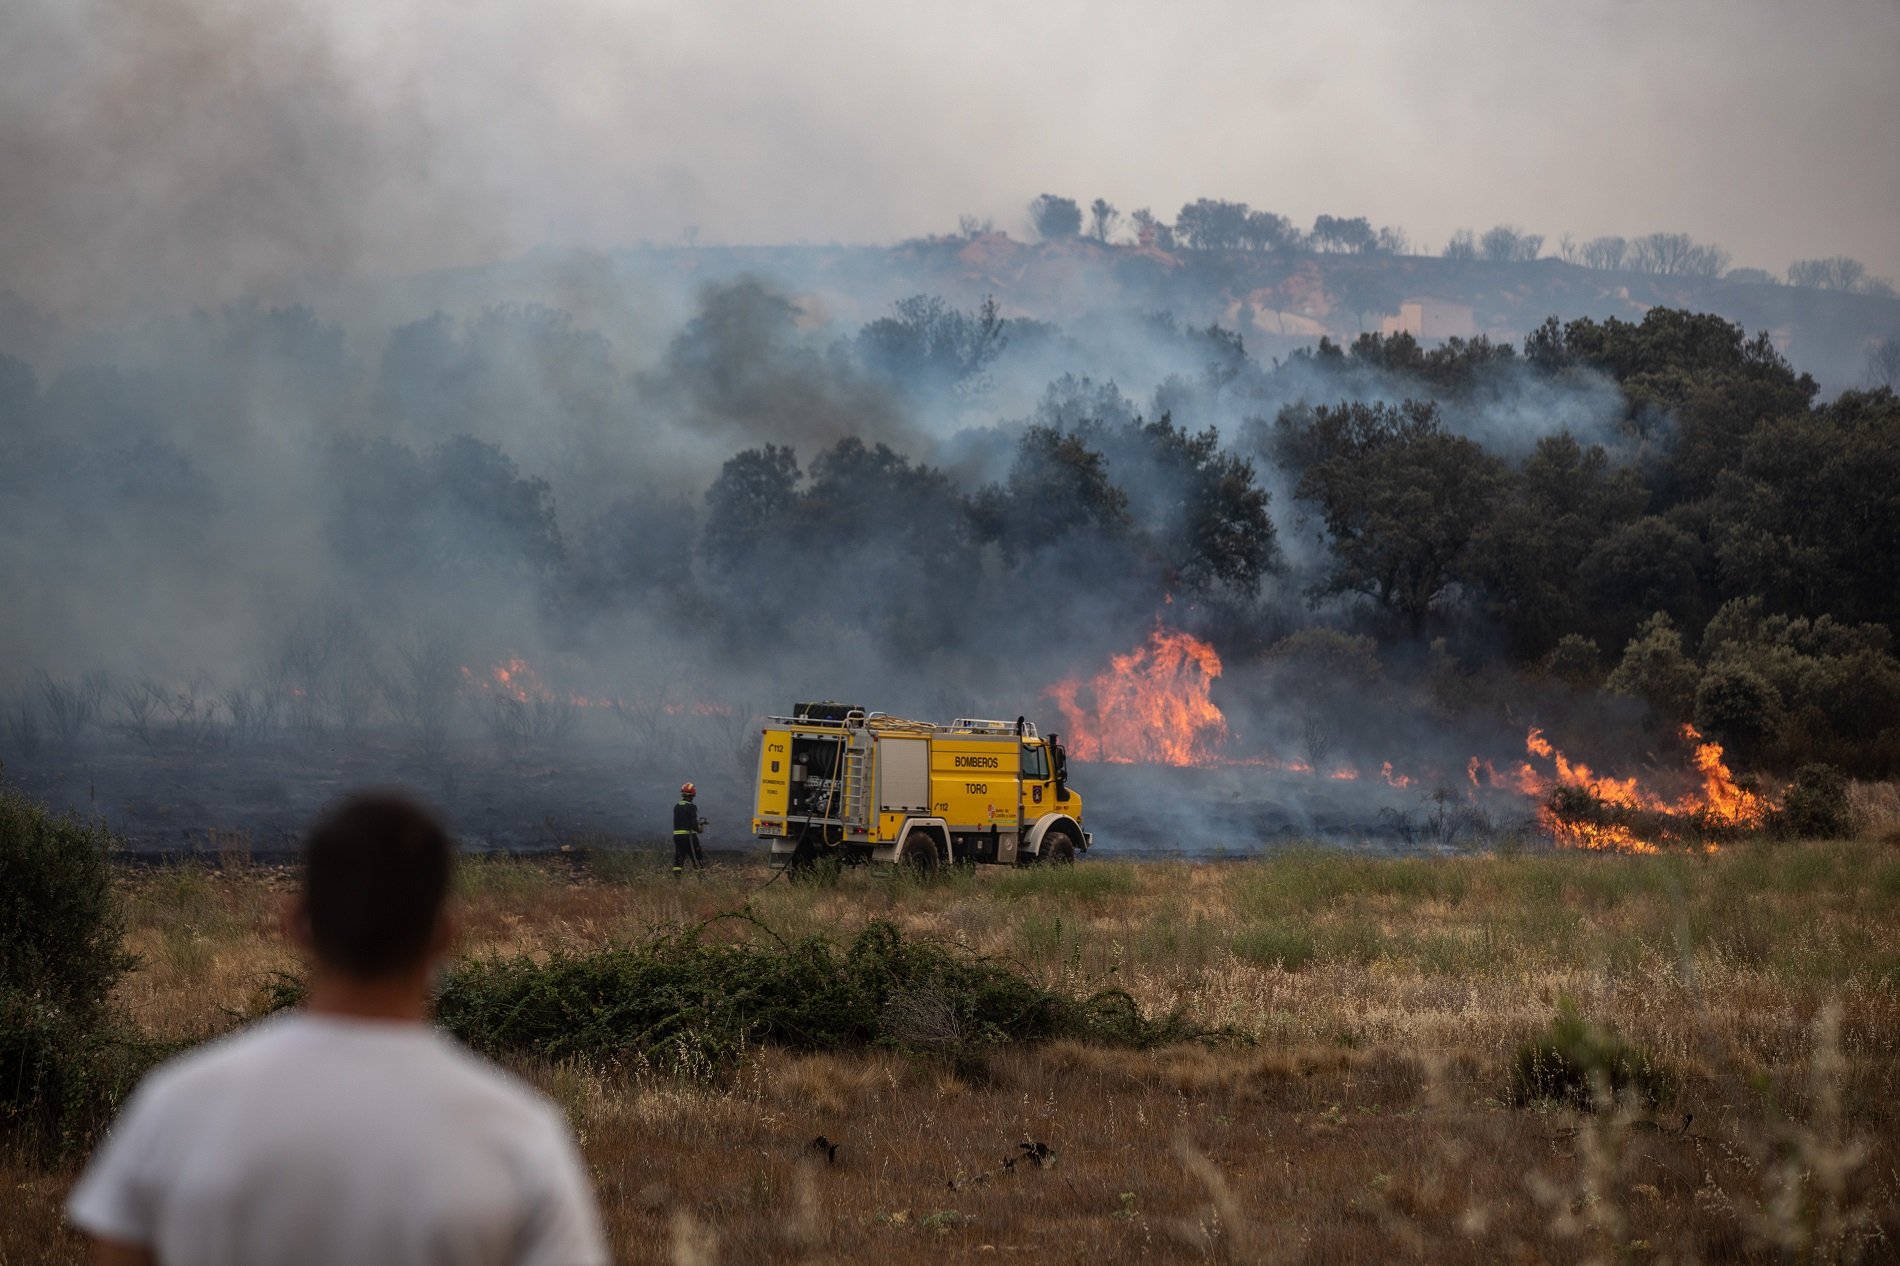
[1174,199,1252,251]
[1441,229,1477,261]
[1275,400,1505,634]
[1479,225,1543,263]
[1787,256,1868,291]
[1604,613,1699,723]
[1576,516,1707,650]
[1626,232,1729,278]
[427,436,565,577]
[700,444,800,576]
[1711,388,1900,627]
[1129,207,1174,249]
[1311,215,1376,254]
[976,425,1129,567]
[1471,432,1648,657]
[573,494,698,607]
[1088,198,1119,242]
[1693,663,1781,765]
[1241,210,1297,252]
[1098,415,1278,596]
[1577,235,1628,271]
[855,295,1007,397]
[1028,194,1082,240]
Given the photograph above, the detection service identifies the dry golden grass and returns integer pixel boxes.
[1847,780,1900,845]
[7,842,1898,1264]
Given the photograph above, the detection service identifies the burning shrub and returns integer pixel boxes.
[1510,1001,1673,1110]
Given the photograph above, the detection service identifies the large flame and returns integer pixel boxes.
[1046,626,1228,765]
[1501,724,1770,853]
[1681,724,1771,829]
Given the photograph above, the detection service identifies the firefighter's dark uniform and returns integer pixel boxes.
[672,798,703,874]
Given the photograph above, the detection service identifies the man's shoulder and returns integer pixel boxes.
[132,1012,301,1097]
[131,1016,565,1136]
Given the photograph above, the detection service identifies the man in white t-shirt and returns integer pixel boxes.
[67,793,610,1266]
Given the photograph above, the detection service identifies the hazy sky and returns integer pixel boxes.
[4,0,1896,314]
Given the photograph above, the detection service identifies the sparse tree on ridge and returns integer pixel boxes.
[1088,198,1119,242]
[1442,229,1477,261]
[1479,225,1543,263]
[1129,207,1174,249]
[1626,232,1729,278]
[1787,256,1882,292]
[1174,199,1252,251]
[1028,194,1083,240]
[1242,210,1298,252]
[1312,215,1377,254]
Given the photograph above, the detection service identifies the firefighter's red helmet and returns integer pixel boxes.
[680,782,696,797]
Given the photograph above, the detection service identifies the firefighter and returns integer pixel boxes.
[672,782,706,876]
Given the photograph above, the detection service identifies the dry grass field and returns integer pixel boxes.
[5,842,1898,1264]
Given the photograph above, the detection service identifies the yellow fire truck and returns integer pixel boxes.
[752,703,1089,869]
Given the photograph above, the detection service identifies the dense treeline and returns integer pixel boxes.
[1,293,1897,777]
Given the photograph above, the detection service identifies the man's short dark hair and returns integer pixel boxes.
[302,793,453,977]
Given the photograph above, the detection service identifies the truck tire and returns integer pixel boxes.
[1037,826,1079,866]
[898,833,941,876]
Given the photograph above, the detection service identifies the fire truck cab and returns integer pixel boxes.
[752,703,1089,869]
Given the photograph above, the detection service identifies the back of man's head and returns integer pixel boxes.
[302,793,453,978]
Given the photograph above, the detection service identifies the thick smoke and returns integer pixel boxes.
[0,242,1733,853]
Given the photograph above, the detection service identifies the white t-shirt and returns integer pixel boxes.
[67,1012,609,1266]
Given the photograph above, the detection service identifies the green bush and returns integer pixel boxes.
[0,788,146,1156]
[1694,663,1782,763]
[0,987,159,1157]
[1780,763,1851,838]
[0,787,132,1011]
[1509,1001,1673,1110]
[431,918,1201,1077]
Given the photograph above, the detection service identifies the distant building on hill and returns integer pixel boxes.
[1380,297,1479,341]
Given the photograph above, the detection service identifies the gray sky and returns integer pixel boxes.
[4,0,1897,314]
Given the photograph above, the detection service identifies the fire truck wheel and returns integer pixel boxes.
[1038,827,1079,866]
[898,834,941,876]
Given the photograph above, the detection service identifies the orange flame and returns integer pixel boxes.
[1513,725,1770,853]
[1680,724,1770,829]
[462,657,614,708]
[1046,626,1228,765]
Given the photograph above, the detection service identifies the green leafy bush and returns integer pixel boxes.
[0,787,132,1011]
[431,918,1200,1076]
[1780,763,1851,838]
[1509,1001,1673,1109]
[0,787,148,1156]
